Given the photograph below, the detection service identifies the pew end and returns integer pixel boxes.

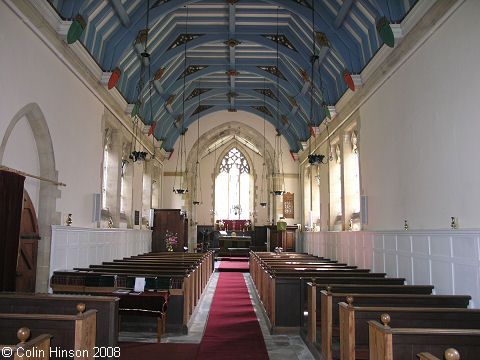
[0,327,52,360]
[369,314,480,360]
[418,348,461,360]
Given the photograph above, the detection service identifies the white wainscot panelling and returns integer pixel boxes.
[373,249,385,274]
[305,230,480,309]
[431,259,453,295]
[452,236,478,260]
[384,235,397,251]
[412,235,429,254]
[49,225,152,292]
[430,236,452,257]
[412,256,431,285]
[397,254,413,285]
[385,253,398,278]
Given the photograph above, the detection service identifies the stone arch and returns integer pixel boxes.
[186,121,275,176]
[0,103,61,292]
[184,121,275,233]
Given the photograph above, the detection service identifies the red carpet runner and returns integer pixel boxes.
[218,260,250,271]
[196,272,269,360]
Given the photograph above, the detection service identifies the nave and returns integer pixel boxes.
[119,258,314,360]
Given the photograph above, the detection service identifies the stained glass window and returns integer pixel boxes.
[215,147,250,220]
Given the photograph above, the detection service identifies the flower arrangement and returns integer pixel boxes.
[244,220,252,230]
[165,231,178,252]
[274,246,283,254]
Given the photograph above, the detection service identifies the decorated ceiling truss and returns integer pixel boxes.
[51,0,417,152]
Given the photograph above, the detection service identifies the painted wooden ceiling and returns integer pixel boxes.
[49,0,417,152]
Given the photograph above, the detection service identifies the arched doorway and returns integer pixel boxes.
[0,103,60,292]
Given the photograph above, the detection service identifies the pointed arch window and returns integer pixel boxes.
[215,147,250,220]
[102,145,109,209]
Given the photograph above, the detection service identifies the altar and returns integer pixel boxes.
[218,234,251,256]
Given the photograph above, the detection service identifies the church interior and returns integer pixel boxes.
[1,0,480,359]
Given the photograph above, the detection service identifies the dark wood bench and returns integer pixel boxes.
[51,251,214,334]
[250,251,407,332]
[340,304,480,360]
[0,303,96,360]
[369,315,480,360]
[303,282,436,354]
[0,293,118,351]
[317,292,471,360]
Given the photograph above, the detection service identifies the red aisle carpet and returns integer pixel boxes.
[196,272,269,360]
[218,260,250,271]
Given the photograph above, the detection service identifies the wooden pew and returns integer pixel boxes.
[340,304,480,360]
[51,251,214,334]
[0,303,96,360]
[369,315,480,360]
[303,282,434,356]
[417,348,460,360]
[0,293,118,350]
[321,291,471,360]
[0,327,52,360]
[250,251,407,332]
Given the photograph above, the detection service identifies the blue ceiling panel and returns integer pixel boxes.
[48,0,416,150]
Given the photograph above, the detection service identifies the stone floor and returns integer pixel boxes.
[119,261,315,360]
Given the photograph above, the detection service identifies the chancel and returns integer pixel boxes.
[1,1,480,360]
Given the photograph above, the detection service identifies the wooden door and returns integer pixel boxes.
[15,190,39,292]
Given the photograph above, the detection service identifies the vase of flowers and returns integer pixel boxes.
[274,246,283,254]
[165,231,178,252]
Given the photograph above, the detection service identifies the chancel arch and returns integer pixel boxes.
[183,119,275,247]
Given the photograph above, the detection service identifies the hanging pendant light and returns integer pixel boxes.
[129,0,154,164]
[192,82,202,205]
[173,4,190,195]
[307,1,327,167]
[260,79,267,208]
[272,7,285,197]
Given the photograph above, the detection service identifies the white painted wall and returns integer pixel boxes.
[301,229,480,308]
[0,2,162,291]
[0,1,103,227]
[359,0,480,230]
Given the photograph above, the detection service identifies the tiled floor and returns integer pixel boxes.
[119,262,315,360]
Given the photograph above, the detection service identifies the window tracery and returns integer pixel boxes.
[219,147,250,174]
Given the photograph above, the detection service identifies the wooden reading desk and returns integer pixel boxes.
[218,235,251,256]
